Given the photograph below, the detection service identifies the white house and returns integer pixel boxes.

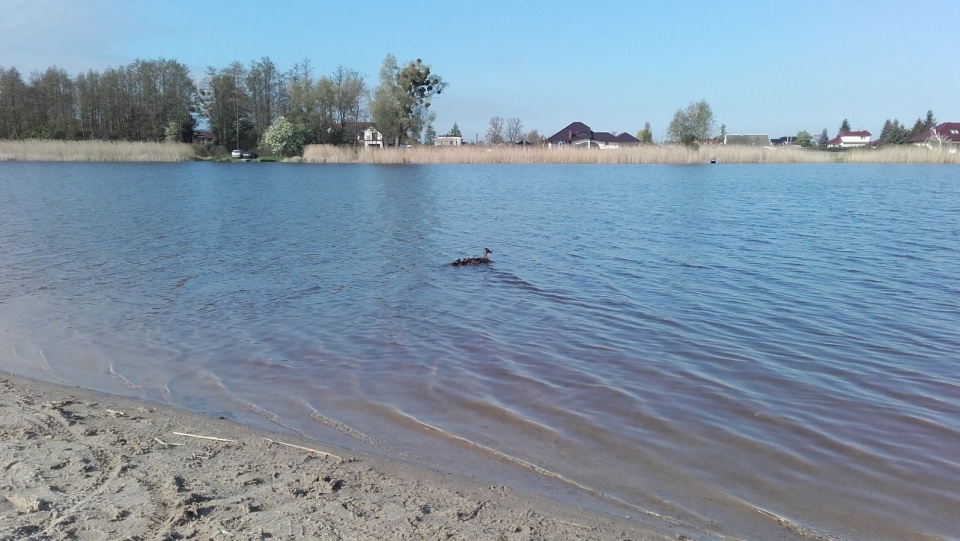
[826,130,871,148]
[357,126,383,148]
[435,135,462,146]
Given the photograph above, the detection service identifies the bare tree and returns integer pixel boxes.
[485,116,504,144]
[247,57,280,142]
[505,117,524,143]
[331,65,366,126]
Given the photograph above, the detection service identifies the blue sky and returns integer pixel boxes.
[2,0,958,141]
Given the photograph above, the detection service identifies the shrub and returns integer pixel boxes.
[263,116,309,157]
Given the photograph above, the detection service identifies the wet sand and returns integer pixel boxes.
[0,372,680,540]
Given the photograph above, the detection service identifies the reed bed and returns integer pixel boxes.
[0,140,196,162]
[302,144,960,165]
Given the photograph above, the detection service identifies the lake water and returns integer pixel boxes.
[1,161,958,540]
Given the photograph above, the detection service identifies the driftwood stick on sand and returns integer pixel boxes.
[153,437,185,447]
[171,431,237,443]
[263,437,344,462]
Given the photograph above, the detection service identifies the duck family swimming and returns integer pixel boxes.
[452,247,492,266]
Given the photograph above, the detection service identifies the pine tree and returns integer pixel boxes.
[423,123,436,145]
[909,118,926,138]
[923,109,937,131]
[449,122,461,137]
[879,119,894,145]
[817,128,830,148]
[839,119,851,133]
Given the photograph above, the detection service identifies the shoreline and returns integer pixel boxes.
[2,139,958,164]
[0,371,683,540]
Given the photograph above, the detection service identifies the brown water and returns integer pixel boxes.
[1,162,958,540]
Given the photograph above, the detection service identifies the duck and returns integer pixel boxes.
[452,247,492,266]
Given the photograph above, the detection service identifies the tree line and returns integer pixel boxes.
[658,100,942,150]
[0,59,195,142]
[0,54,446,153]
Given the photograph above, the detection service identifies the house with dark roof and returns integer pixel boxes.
[908,122,960,150]
[826,130,871,148]
[193,130,215,144]
[547,122,634,149]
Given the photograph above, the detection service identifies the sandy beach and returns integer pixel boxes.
[0,372,682,540]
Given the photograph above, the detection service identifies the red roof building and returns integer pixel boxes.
[908,122,960,149]
[826,130,871,148]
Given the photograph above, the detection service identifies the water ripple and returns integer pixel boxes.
[1,162,958,540]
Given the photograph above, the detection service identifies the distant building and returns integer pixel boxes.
[193,130,215,144]
[356,124,384,148]
[826,130,871,148]
[547,122,631,149]
[335,122,384,148]
[615,132,641,146]
[908,122,960,150]
[723,134,771,146]
[770,136,797,146]
[435,135,462,146]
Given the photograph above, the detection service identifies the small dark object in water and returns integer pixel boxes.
[452,248,492,266]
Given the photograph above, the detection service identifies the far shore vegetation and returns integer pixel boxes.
[2,139,959,164]
[0,57,956,164]
[0,140,195,162]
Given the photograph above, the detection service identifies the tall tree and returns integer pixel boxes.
[485,116,504,144]
[505,117,524,143]
[199,62,253,149]
[371,55,446,146]
[331,65,366,127]
[910,109,938,138]
[817,128,830,148]
[423,123,436,145]
[795,130,813,148]
[448,122,461,137]
[636,121,653,144]
[839,118,851,133]
[286,59,315,129]
[879,119,909,145]
[0,67,28,138]
[370,55,406,146]
[667,99,715,147]
[923,109,937,131]
[246,57,280,142]
[26,67,78,139]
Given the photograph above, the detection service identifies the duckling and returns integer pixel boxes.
[452,247,492,266]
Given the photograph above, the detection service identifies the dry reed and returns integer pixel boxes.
[0,140,196,162]
[302,144,960,165]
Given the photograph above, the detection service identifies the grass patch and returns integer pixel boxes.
[302,144,960,165]
[0,140,196,162]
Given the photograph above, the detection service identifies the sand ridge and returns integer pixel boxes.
[0,373,678,540]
